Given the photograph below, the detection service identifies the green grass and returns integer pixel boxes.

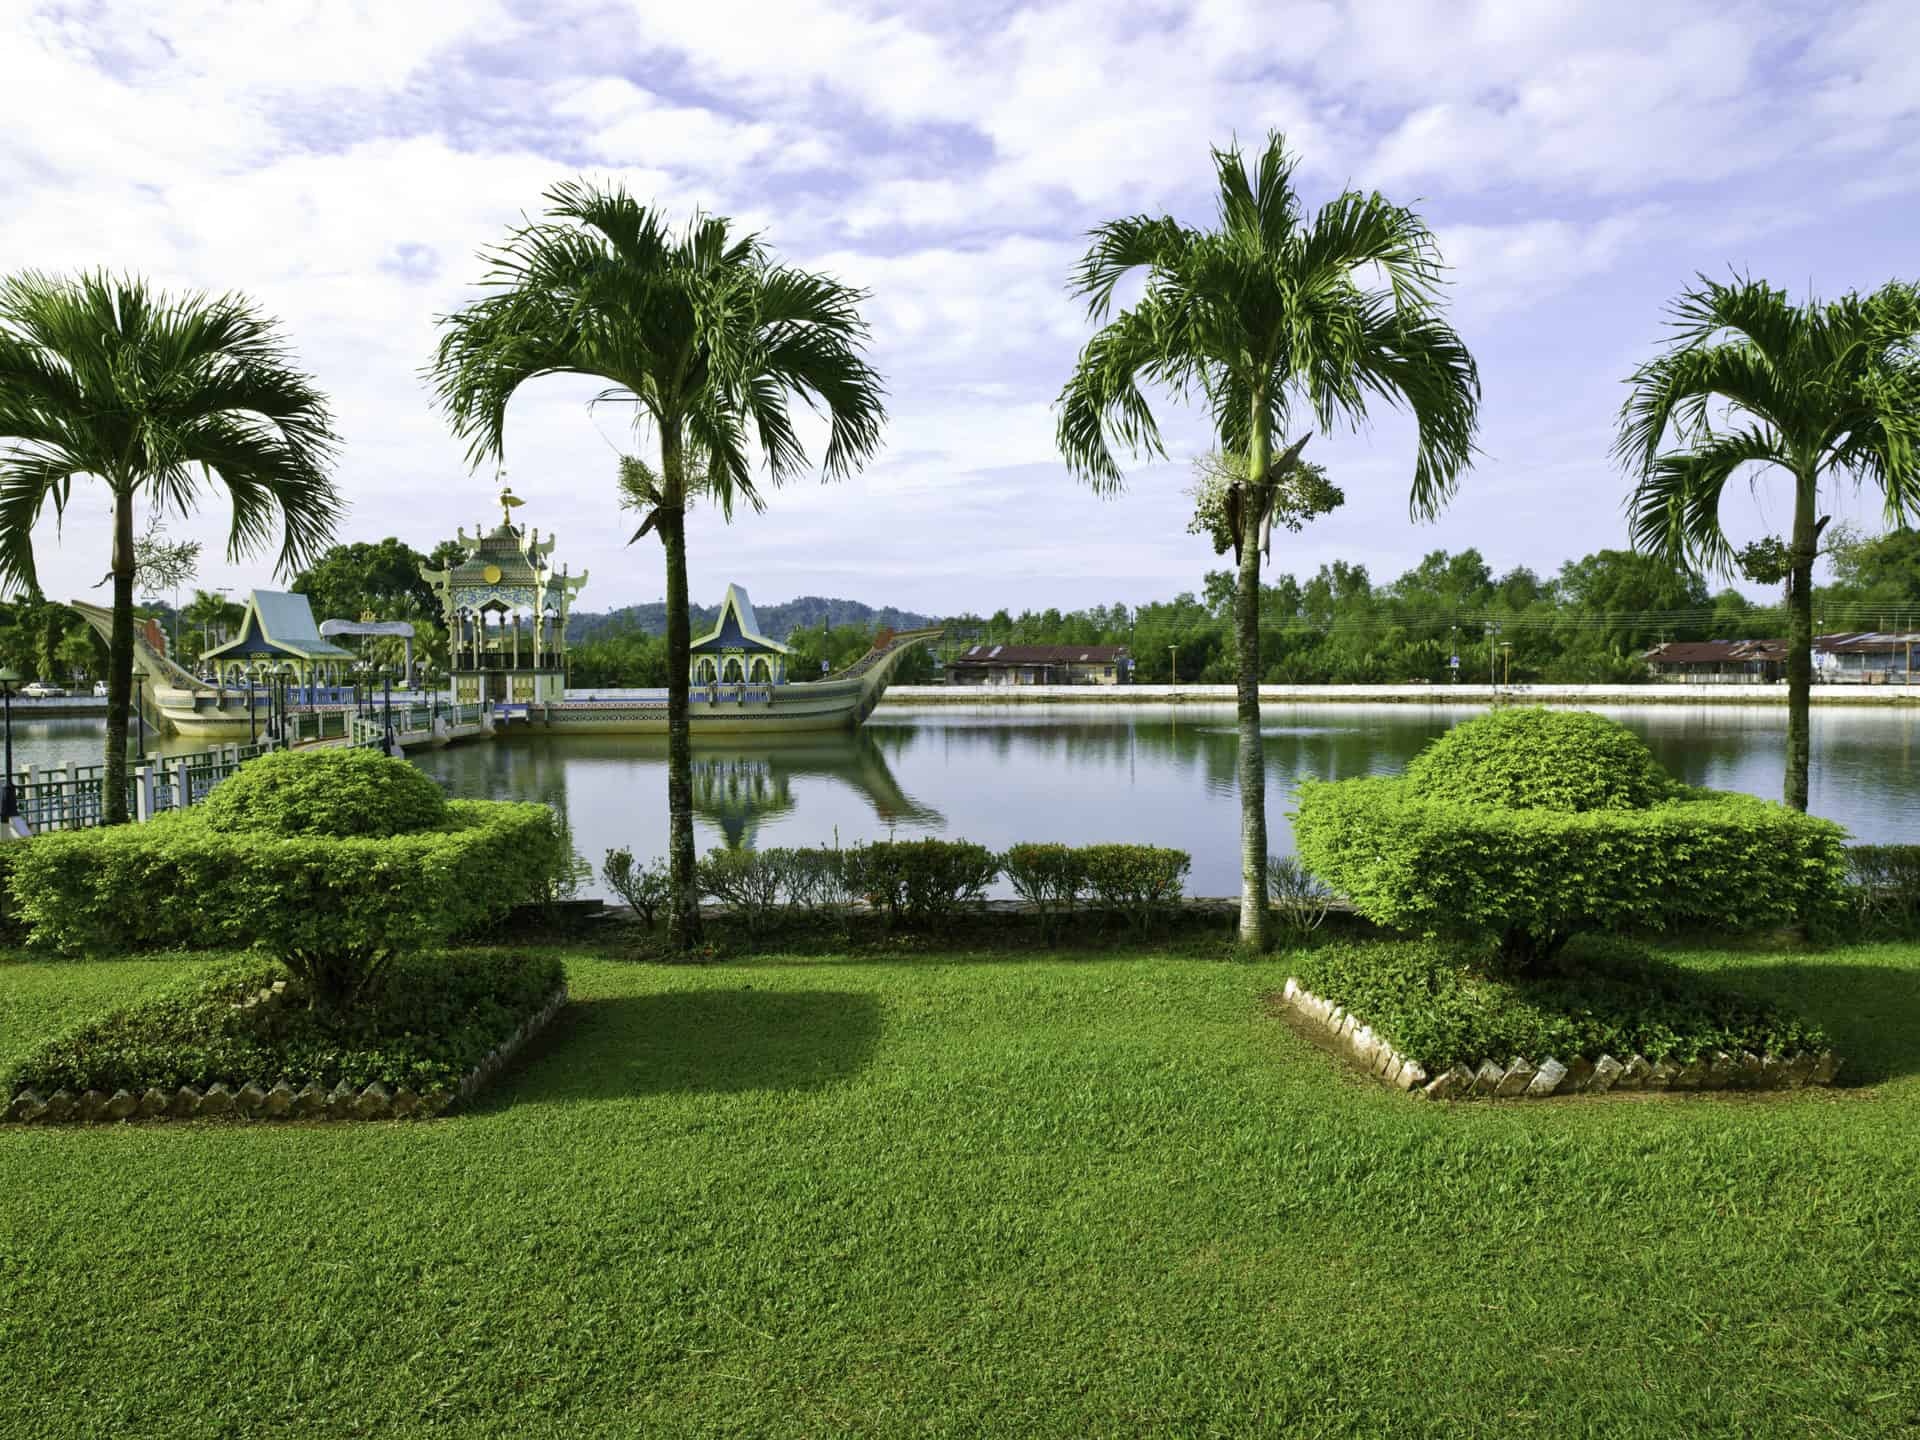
[3,940,1919,1438]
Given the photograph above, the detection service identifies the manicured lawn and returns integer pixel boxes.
[3,940,1919,1438]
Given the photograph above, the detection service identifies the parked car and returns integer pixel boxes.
[93,681,110,697]
[21,681,67,698]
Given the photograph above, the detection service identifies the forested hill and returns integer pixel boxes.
[568,595,939,644]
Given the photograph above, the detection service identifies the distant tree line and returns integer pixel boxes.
[940,528,1920,686]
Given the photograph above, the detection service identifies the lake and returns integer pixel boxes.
[18,704,1918,897]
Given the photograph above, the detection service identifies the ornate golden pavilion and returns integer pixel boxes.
[419,483,588,705]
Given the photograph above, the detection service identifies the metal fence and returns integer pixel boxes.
[4,702,495,836]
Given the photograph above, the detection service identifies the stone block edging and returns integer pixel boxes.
[1279,977,1840,1100]
[4,986,568,1126]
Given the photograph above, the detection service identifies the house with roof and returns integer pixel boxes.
[690,585,792,685]
[202,590,356,687]
[947,643,1131,686]
[1643,639,1790,684]
[1812,632,1920,684]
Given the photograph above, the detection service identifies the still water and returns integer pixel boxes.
[417,703,1920,898]
[20,705,1919,898]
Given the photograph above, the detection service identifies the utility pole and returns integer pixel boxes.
[1168,645,1179,687]
[1489,624,1500,691]
[1501,641,1513,688]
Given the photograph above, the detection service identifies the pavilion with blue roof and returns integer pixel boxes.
[689,584,791,685]
[202,590,356,687]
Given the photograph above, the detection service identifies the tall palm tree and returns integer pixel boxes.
[1617,274,1920,811]
[429,181,886,950]
[1056,133,1480,947]
[0,271,342,822]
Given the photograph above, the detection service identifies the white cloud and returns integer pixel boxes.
[1,0,1917,616]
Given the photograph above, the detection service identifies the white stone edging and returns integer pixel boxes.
[1280,976,1841,1100]
[4,985,568,1126]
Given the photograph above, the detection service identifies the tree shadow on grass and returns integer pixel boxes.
[1708,962,1920,1085]
[495,988,882,1105]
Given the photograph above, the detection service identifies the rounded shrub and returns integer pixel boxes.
[1295,707,1849,971]
[1404,707,1672,812]
[198,747,449,838]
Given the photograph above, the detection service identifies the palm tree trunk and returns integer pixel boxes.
[658,425,702,951]
[1235,409,1273,949]
[103,487,135,826]
[1783,476,1818,812]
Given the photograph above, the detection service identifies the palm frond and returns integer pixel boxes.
[1626,424,1789,575]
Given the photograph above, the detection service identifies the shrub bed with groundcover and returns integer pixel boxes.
[1287,937,1830,1074]
[8,749,569,1011]
[1295,707,1849,968]
[4,948,565,1100]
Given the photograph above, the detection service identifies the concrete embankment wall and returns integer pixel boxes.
[879,683,1920,707]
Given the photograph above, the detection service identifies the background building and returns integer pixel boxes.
[947,643,1131,686]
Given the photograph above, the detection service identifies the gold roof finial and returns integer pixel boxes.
[496,466,525,527]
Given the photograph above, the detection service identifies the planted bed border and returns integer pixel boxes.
[1278,976,1841,1100]
[3,985,569,1126]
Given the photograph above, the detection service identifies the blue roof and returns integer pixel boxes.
[204,590,355,663]
[689,584,791,655]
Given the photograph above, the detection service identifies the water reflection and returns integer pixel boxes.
[17,704,1920,899]
[414,727,944,870]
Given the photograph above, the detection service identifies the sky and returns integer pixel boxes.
[2,0,1918,618]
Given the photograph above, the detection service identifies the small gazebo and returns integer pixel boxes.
[690,585,791,685]
[419,482,588,705]
[202,591,355,689]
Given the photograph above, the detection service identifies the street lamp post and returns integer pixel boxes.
[1501,641,1513,688]
[1489,625,1501,691]
[131,673,146,761]
[381,667,396,755]
[0,667,19,824]
[276,663,296,745]
[1168,645,1179,687]
[245,666,259,747]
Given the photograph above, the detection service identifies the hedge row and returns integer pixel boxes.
[1286,937,1830,1073]
[1294,779,1850,956]
[606,839,1192,933]
[4,949,565,1098]
[7,801,569,1007]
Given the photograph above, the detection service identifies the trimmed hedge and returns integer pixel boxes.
[1079,844,1189,931]
[1846,843,1920,938]
[1287,937,1828,1073]
[1295,778,1849,956]
[1003,843,1086,937]
[3,949,565,1098]
[844,839,1000,929]
[197,746,449,838]
[1404,706,1673,812]
[8,801,568,1007]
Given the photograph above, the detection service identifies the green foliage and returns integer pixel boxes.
[697,848,786,935]
[1286,937,1829,1072]
[602,848,670,928]
[1266,854,1333,940]
[8,801,567,1010]
[292,536,445,624]
[764,846,853,921]
[1186,450,1344,555]
[1403,707,1674,812]
[1002,842,1087,937]
[1845,844,1920,938]
[197,746,449,838]
[1079,844,1190,931]
[842,839,999,929]
[1293,778,1850,964]
[3,949,564,1097]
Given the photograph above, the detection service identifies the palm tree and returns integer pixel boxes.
[429,181,886,950]
[1056,133,1481,947]
[1617,274,1920,811]
[0,271,342,822]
